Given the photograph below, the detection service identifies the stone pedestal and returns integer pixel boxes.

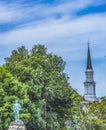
[8,120,26,130]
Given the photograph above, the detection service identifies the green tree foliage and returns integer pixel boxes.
[3,44,106,130]
[71,98,106,130]
[3,45,75,130]
[0,66,30,129]
[87,98,106,130]
[66,96,106,130]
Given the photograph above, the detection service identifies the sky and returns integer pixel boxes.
[0,0,106,98]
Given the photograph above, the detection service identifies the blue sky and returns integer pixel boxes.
[0,0,106,97]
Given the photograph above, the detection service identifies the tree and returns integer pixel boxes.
[88,98,106,130]
[72,98,106,130]
[0,66,30,129]
[4,45,75,130]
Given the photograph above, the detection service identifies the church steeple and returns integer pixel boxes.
[84,42,96,102]
[86,42,92,70]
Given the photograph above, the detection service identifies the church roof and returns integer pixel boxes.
[86,42,92,69]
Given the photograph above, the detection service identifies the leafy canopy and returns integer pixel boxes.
[2,45,76,130]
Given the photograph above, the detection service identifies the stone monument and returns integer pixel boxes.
[8,100,26,130]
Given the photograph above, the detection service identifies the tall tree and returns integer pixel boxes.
[4,45,76,130]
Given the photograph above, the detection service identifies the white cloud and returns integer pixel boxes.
[0,0,105,23]
[0,13,105,48]
[0,12,105,72]
[0,2,25,23]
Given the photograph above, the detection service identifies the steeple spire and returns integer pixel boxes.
[86,41,92,69]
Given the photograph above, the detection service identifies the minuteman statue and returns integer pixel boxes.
[13,100,21,121]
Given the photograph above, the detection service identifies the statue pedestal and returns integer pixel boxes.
[8,120,26,130]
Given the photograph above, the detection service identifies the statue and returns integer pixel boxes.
[13,100,21,121]
[8,100,26,130]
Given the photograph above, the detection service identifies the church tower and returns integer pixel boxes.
[84,42,96,102]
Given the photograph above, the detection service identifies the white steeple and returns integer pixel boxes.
[84,42,96,102]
